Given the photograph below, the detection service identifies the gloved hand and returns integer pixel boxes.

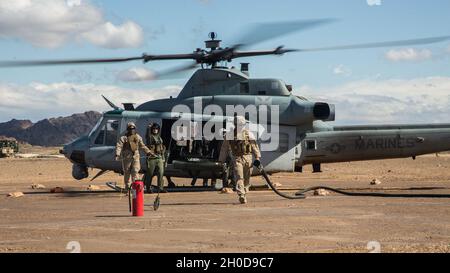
[253,159,261,168]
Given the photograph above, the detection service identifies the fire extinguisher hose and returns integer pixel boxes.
[128,187,132,212]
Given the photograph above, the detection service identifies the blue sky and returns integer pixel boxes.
[0,0,450,123]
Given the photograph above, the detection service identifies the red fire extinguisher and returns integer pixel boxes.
[131,180,144,217]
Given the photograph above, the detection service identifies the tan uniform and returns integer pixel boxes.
[219,129,261,198]
[115,134,150,189]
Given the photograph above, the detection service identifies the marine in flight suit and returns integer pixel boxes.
[145,123,166,193]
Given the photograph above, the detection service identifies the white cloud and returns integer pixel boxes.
[81,21,144,49]
[66,0,81,7]
[367,0,382,6]
[0,81,181,122]
[385,48,432,62]
[0,0,144,49]
[332,64,352,76]
[116,67,157,82]
[295,77,450,124]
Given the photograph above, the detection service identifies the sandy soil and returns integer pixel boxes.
[17,143,61,155]
[0,154,450,253]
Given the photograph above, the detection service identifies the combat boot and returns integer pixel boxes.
[157,188,168,194]
[239,196,247,204]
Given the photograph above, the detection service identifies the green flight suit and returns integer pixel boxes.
[146,134,166,191]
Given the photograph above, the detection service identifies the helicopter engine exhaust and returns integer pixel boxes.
[313,102,335,122]
[284,99,335,125]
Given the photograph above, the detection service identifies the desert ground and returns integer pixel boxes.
[1,149,450,253]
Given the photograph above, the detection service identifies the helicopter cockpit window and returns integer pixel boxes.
[94,119,119,146]
[94,127,105,145]
[89,117,103,138]
[105,120,119,146]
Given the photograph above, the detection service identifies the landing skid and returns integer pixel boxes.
[105,182,219,193]
[147,185,218,193]
[105,182,127,192]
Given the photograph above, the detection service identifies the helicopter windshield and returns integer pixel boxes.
[90,118,120,146]
[88,117,103,139]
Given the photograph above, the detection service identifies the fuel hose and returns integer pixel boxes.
[256,164,450,199]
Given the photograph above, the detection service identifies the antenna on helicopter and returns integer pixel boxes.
[101,95,121,111]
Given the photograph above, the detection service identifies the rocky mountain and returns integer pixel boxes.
[0,111,102,146]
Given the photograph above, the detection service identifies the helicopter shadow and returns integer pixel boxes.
[95,215,132,218]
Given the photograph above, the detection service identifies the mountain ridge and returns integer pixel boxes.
[0,111,102,146]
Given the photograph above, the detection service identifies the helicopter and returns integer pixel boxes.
[2,19,450,190]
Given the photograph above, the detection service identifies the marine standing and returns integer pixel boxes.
[115,122,151,191]
[219,116,261,204]
[145,123,166,193]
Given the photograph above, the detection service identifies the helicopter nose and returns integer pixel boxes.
[60,144,71,158]
[61,135,90,162]
[60,141,78,160]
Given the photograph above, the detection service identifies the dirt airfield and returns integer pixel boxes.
[1,151,450,253]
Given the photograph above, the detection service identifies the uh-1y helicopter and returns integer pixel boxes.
[2,19,450,193]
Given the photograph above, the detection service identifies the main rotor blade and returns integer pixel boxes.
[232,46,299,59]
[232,18,337,49]
[154,62,199,79]
[296,35,450,52]
[144,53,197,62]
[0,56,146,67]
[129,62,199,82]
